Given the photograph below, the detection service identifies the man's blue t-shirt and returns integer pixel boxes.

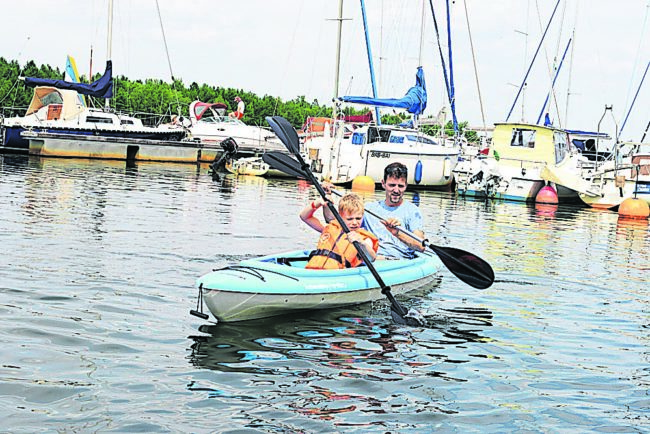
[361,200,423,259]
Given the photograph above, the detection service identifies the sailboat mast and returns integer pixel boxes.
[445,0,458,134]
[105,0,114,110]
[418,0,425,66]
[536,37,572,125]
[360,0,381,125]
[333,0,343,103]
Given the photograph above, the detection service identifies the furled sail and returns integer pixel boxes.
[339,67,427,116]
[24,60,113,99]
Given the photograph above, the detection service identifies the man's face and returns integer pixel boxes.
[381,175,407,206]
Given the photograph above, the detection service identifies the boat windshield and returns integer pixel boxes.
[199,116,244,126]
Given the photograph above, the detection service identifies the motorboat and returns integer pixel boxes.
[187,100,285,154]
[454,122,584,202]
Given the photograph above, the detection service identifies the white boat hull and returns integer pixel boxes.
[306,125,460,189]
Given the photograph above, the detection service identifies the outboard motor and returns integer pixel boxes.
[210,137,239,181]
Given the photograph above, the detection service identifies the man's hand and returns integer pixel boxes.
[381,218,401,236]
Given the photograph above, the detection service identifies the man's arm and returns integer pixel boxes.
[382,218,426,252]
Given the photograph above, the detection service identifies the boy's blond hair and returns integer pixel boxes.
[338,193,364,215]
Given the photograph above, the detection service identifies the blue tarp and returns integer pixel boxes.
[24,60,113,99]
[339,67,427,116]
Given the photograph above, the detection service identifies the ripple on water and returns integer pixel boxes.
[1,156,648,432]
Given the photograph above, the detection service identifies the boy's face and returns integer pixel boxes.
[381,175,407,206]
[340,209,364,231]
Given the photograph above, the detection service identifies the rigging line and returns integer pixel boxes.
[621,1,650,125]
[549,0,568,128]
[462,0,486,134]
[564,1,579,127]
[155,0,181,117]
[274,0,305,116]
[534,0,563,128]
[445,0,459,134]
[428,0,452,115]
[536,36,572,125]
[506,0,562,122]
[619,60,650,140]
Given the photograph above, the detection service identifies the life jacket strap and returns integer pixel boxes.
[309,248,353,268]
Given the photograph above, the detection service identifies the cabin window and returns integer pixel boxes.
[389,135,405,144]
[351,132,366,145]
[554,131,569,164]
[368,127,391,143]
[406,135,437,145]
[86,116,114,124]
[120,119,135,125]
[510,129,536,148]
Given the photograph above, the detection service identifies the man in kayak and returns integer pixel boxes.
[324,162,426,260]
[300,193,378,269]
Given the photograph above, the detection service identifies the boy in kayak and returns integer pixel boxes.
[300,193,379,269]
[323,162,426,260]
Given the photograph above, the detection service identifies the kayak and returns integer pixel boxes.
[196,249,441,322]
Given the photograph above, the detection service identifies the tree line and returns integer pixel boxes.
[0,57,476,142]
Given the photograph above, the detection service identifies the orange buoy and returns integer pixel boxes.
[618,198,649,219]
[351,175,375,192]
[536,185,558,204]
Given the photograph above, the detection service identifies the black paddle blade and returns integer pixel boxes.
[262,152,307,179]
[265,116,301,155]
[391,306,427,326]
[428,245,495,289]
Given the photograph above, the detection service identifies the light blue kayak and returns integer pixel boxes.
[196,249,441,322]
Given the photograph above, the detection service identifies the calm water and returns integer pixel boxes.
[0,154,648,433]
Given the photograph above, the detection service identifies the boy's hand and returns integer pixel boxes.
[346,231,362,244]
[381,218,401,236]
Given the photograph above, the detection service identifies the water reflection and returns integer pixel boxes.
[187,304,494,425]
[188,304,493,376]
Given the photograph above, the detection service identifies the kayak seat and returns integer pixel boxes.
[276,255,312,266]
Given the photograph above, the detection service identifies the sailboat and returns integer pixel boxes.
[0,0,186,153]
[304,2,460,189]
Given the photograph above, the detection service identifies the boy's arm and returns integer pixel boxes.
[299,199,326,232]
[346,232,377,262]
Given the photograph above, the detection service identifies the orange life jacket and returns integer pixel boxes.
[306,221,379,270]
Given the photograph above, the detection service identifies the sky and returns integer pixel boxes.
[1,0,649,142]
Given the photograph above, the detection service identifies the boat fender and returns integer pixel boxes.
[443,157,452,178]
[415,160,423,184]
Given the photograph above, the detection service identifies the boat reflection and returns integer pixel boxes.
[187,303,493,377]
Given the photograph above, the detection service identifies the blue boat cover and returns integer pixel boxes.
[340,67,427,116]
[24,60,113,99]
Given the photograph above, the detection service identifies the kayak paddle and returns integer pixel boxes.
[262,150,495,290]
